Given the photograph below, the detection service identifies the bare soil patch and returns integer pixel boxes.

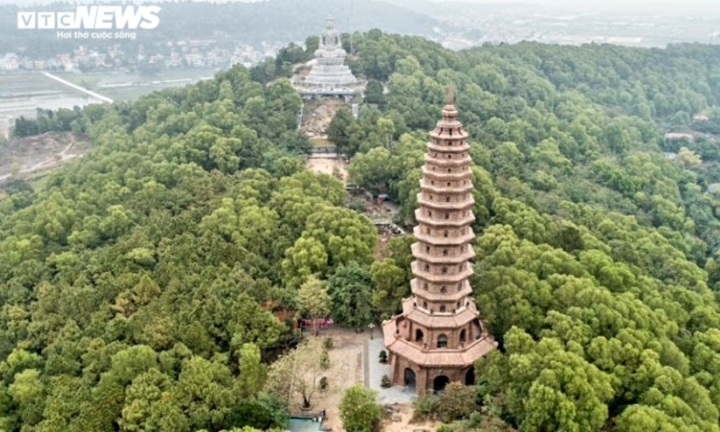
[302,98,348,139]
[0,132,90,186]
[306,157,348,184]
[380,404,440,432]
[0,132,67,175]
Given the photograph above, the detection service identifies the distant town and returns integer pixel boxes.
[0,40,288,73]
[2,0,720,73]
[2,0,720,141]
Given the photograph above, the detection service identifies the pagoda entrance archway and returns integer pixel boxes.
[465,368,475,385]
[404,368,416,390]
[433,375,450,393]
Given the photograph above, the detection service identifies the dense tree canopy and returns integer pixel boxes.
[335,36,720,431]
[4,30,720,432]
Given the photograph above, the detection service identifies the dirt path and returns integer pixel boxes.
[306,156,348,184]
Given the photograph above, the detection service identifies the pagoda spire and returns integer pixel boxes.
[442,86,458,122]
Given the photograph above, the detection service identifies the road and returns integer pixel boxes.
[42,72,114,104]
[0,137,80,183]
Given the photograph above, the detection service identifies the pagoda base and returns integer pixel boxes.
[382,317,497,394]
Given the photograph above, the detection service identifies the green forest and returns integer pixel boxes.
[4,29,720,432]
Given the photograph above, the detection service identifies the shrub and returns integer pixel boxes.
[381,374,391,388]
[320,377,328,391]
[378,350,387,364]
[437,382,477,422]
[324,337,334,350]
[320,349,330,369]
[225,392,289,430]
[339,384,382,432]
[349,198,367,212]
[412,393,440,421]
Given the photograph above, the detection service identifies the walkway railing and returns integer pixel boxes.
[311,147,337,154]
[289,410,325,420]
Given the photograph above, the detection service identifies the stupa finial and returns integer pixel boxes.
[447,86,455,106]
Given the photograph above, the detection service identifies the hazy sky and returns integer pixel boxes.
[447,0,720,14]
[4,0,720,15]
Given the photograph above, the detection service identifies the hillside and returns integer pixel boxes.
[2,32,720,431]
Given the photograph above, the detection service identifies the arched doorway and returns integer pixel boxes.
[404,368,416,390]
[437,334,448,348]
[433,375,449,393]
[465,368,475,385]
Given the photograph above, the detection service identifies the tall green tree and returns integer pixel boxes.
[296,276,330,335]
[238,343,266,398]
[327,263,374,328]
[339,384,382,432]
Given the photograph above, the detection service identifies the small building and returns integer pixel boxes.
[664,132,694,142]
[694,114,710,122]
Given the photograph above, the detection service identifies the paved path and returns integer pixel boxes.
[308,153,339,159]
[366,330,414,405]
[42,72,114,103]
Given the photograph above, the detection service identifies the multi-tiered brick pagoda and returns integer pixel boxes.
[382,88,497,394]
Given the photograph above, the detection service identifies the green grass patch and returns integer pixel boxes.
[22,167,55,191]
[57,69,214,102]
[102,83,196,102]
[28,175,51,192]
[0,73,71,94]
[59,69,212,88]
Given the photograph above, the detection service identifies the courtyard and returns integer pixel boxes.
[292,326,439,432]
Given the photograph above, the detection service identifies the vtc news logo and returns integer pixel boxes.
[17,6,161,30]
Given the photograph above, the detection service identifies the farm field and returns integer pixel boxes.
[0,73,100,137]
[0,68,216,136]
[57,68,216,102]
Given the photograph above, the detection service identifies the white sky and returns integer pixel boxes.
[4,0,720,15]
[450,0,720,14]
